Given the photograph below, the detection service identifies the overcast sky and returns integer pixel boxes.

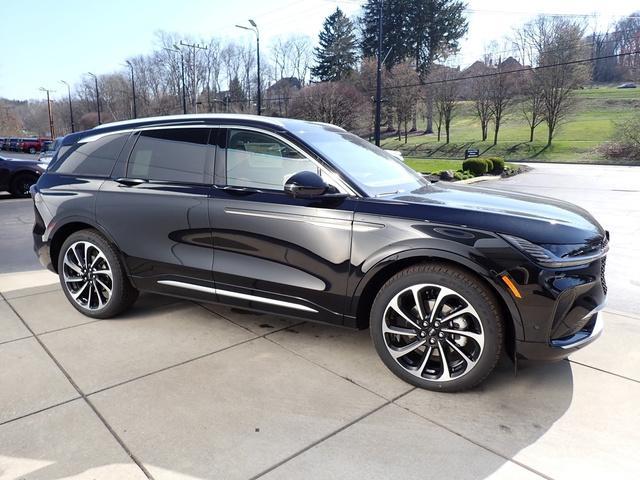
[1,0,637,101]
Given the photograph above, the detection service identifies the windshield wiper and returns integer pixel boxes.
[375,190,399,197]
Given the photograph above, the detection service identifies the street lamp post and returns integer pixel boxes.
[236,19,261,115]
[87,72,101,125]
[125,60,137,119]
[179,41,207,114]
[39,87,55,139]
[59,80,75,133]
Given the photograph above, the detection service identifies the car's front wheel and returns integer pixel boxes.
[370,263,503,392]
[58,230,138,319]
[10,173,38,197]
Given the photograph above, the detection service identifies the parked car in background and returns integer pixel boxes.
[0,155,48,197]
[19,137,51,154]
[0,138,7,150]
[32,114,608,392]
[7,138,19,151]
[38,137,63,163]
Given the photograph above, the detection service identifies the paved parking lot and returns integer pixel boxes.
[1,162,639,479]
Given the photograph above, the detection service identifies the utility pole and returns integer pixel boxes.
[165,46,187,114]
[39,87,55,138]
[59,80,74,133]
[125,60,137,119]
[87,72,101,125]
[179,41,208,113]
[236,19,261,115]
[374,0,383,146]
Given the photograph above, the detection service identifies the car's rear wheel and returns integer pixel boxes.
[370,263,503,392]
[29,147,36,154]
[9,173,37,197]
[58,230,138,319]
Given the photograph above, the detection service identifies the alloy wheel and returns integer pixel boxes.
[62,241,113,310]
[382,284,485,382]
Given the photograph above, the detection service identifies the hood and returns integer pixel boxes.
[383,183,605,245]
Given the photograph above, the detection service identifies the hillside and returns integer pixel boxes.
[381,85,640,164]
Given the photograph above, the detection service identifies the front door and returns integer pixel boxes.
[210,127,355,324]
[97,126,215,301]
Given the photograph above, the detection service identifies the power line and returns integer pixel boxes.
[377,50,640,92]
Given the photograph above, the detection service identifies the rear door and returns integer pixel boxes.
[97,126,215,301]
[209,127,356,324]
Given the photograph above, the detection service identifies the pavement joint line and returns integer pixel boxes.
[0,333,33,346]
[263,333,397,403]
[86,307,301,397]
[250,388,417,480]
[0,397,82,427]
[603,308,640,321]
[391,402,555,480]
[566,358,639,384]
[0,290,155,480]
[1,284,61,299]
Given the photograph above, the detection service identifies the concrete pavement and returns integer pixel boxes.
[1,280,639,480]
[1,162,639,479]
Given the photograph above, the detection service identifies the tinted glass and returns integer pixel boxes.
[294,126,426,196]
[225,129,316,190]
[128,128,209,183]
[51,132,128,176]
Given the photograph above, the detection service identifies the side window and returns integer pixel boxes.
[225,129,317,190]
[128,128,209,183]
[49,133,128,176]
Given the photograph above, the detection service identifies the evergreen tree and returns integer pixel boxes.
[360,0,468,76]
[311,8,358,81]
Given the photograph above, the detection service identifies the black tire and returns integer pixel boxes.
[370,262,503,392]
[9,173,37,198]
[29,147,36,154]
[57,229,138,319]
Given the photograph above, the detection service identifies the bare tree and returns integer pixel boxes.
[389,62,420,143]
[289,82,364,130]
[465,63,493,141]
[488,59,517,145]
[520,17,589,145]
[429,66,459,144]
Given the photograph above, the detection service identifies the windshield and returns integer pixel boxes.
[295,126,427,197]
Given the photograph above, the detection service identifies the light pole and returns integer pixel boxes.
[87,72,101,125]
[59,80,75,133]
[236,19,261,115]
[164,46,187,114]
[179,41,207,113]
[374,0,383,146]
[39,87,55,139]
[125,60,137,119]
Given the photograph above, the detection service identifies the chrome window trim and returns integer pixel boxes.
[77,129,134,144]
[157,280,318,313]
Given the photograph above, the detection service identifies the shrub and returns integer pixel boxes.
[453,170,474,181]
[483,158,494,172]
[486,157,505,173]
[462,158,488,176]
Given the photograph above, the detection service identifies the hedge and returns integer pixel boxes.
[486,157,505,174]
[461,158,488,176]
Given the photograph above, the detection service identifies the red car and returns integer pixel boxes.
[19,137,51,154]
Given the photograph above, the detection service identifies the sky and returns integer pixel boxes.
[0,0,638,101]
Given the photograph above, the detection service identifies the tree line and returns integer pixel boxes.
[1,1,638,149]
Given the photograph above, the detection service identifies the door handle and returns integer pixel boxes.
[115,177,148,187]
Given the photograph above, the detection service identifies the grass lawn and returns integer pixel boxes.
[381,84,640,164]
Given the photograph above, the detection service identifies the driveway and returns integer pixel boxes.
[1,162,639,479]
[481,162,640,315]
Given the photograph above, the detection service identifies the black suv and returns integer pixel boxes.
[32,115,608,392]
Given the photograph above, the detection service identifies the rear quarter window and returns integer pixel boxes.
[49,133,129,177]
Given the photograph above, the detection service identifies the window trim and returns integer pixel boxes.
[215,125,358,196]
[125,126,214,185]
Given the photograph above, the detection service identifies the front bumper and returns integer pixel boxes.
[510,255,607,361]
[516,307,604,361]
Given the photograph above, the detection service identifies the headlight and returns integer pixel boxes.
[501,234,607,268]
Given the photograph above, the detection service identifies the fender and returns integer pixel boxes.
[349,246,525,341]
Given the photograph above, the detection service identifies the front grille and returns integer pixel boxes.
[600,257,607,295]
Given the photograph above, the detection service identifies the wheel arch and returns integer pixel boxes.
[351,249,523,350]
[49,219,120,274]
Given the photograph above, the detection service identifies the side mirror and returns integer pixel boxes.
[284,171,328,198]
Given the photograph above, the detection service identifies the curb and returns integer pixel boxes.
[456,175,502,185]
